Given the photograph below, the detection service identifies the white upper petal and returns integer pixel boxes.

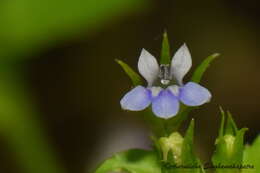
[171,43,192,85]
[138,49,159,86]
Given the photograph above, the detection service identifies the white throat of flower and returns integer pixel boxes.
[159,64,172,85]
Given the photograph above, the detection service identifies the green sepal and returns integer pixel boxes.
[160,31,171,65]
[159,132,184,163]
[225,111,239,136]
[181,119,197,165]
[181,119,204,173]
[115,59,143,86]
[243,135,260,173]
[94,149,161,173]
[233,128,248,163]
[218,107,225,138]
[191,53,220,83]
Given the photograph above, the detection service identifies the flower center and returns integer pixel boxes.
[159,64,172,85]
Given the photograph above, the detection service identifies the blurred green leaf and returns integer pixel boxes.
[191,53,220,83]
[115,59,143,86]
[160,31,171,65]
[94,149,161,173]
[0,0,146,60]
[243,136,260,173]
[0,67,64,173]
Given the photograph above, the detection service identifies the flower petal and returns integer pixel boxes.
[167,85,180,97]
[171,43,192,85]
[120,86,151,111]
[179,82,211,106]
[138,49,159,86]
[152,90,180,119]
[149,86,163,98]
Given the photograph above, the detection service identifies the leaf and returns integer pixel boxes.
[115,59,143,86]
[191,53,220,83]
[94,149,161,173]
[243,136,260,173]
[160,31,171,65]
[0,68,64,173]
[0,0,146,60]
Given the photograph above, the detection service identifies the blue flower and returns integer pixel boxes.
[120,44,211,119]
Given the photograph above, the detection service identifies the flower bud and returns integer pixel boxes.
[159,132,183,164]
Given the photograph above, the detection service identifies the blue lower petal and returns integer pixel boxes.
[120,86,151,111]
[152,90,180,119]
[179,82,212,106]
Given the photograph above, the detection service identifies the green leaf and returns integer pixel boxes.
[191,53,220,83]
[243,136,260,173]
[115,59,143,86]
[160,31,171,65]
[94,149,161,173]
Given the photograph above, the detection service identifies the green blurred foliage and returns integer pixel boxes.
[0,0,145,60]
[242,136,260,173]
[0,0,146,173]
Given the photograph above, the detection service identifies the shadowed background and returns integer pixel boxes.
[0,0,259,173]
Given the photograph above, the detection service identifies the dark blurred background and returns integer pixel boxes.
[0,0,259,173]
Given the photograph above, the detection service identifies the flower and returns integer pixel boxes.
[120,44,211,119]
